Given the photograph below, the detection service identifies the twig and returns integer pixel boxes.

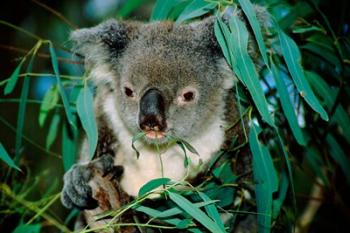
[0,116,62,159]
[31,0,79,29]
[0,44,83,65]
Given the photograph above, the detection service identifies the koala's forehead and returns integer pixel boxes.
[117,22,218,87]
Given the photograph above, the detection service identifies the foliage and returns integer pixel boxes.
[0,0,350,232]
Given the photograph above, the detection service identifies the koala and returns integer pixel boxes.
[61,5,268,225]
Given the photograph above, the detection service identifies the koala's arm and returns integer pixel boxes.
[61,111,123,210]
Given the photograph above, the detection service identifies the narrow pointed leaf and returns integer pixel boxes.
[62,117,78,171]
[49,43,75,127]
[12,223,41,233]
[46,113,61,150]
[278,31,328,121]
[326,134,350,185]
[271,60,306,145]
[135,200,217,218]
[238,0,269,66]
[15,54,35,161]
[39,85,59,127]
[151,0,182,21]
[197,192,225,232]
[250,124,278,233]
[168,191,225,233]
[272,170,289,219]
[76,87,98,159]
[4,61,23,95]
[138,177,170,196]
[0,143,21,171]
[229,16,274,126]
[305,71,350,144]
[176,0,217,24]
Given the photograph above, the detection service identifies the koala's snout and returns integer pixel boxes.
[139,88,167,132]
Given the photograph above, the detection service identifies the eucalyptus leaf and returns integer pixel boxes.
[151,0,182,20]
[228,16,274,126]
[62,117,78,171]
[0,143,21,171]
[45,113,61,150]
[326,134,350,185]
[39,85,59,127]
[49,43,75,127]
[250,124,278,233]
[278,31,328,121]
[4,61,23,95]
[12,223,41,233]
[168,191,225,233]
[197,192,226,232]
[271,60,306,145]
[176,0,217,24]
[76,87,98,159]
[138,177,171,197]
[238,0,269,66]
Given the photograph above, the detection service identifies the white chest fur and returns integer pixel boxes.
[104,95,225,197]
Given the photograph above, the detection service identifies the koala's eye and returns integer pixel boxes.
[183,91,194,102]
[124,87,134,97]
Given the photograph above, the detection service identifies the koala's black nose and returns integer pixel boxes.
[139,88,167,131]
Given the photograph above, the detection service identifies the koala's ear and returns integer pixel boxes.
[71,19,139,65]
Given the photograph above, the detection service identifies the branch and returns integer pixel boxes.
[0,44,83,65]
[31,0,79,29]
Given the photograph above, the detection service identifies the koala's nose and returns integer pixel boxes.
[139,88,167,131]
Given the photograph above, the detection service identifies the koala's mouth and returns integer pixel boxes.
[144,130,166,139]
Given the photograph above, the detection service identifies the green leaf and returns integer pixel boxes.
[176,0,217,25]
[168,191,225,233]
[271,60,306,145]
[250,124,278,233]
[176,140,189,167]
[228,16,274,126]
[12,223,41,233]
[151,0,182,21]
[238,0,269,66]
[272,170,289,219]
[62,117,78,171]
[135,200,217,218]
[49,43,75,127]
[197,192,225,232]
[45,113,61,150]
[305,147,328,186]
[305,71,350,144]
[0,143,21,171]
[39,85,59,127]
[138,177,171,196]
[117,0,145,18]
[214,18,234,68]
[278,31,328,121]
[76,87,98,159]
[131,132,146,159]
[15,54,35,160]
[292,26,324,34]
[4,61,23,95]
[326,134,350,185]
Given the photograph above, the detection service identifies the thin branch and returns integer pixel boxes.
[0,116,62,159]
[0,44,83,65]
[0,20,42,40]
[31,0,78,29]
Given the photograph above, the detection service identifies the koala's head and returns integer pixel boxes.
[71,18,237,145]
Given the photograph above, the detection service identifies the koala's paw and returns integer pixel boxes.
[61,153,123,210]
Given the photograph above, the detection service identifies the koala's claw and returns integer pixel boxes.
[61,154,120,210]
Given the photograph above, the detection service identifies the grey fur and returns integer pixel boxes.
[62,5,270,212]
